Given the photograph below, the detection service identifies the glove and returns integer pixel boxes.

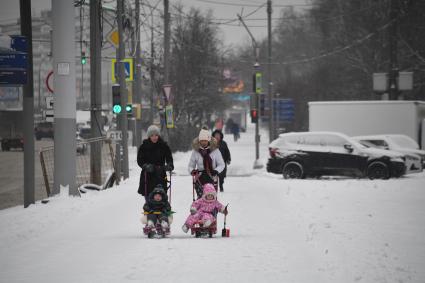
[191,169,198,176]
[143,163,154,173]
[164,164,174,171]
[190,207,197,215]
[211,170,219,176]
[223,206,228,216]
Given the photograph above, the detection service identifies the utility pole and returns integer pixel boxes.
[52,0,77,195]
[20,0,35,207]
[388,0,399,100]
[267,0,273,141]
[238,14,263,169]
[163,0,170,85]
[90,0,102,185]
[133,0,142,146]
[150,14,155,125]
[117,0,129,179]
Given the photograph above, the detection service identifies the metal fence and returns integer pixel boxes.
[39,137,116,196]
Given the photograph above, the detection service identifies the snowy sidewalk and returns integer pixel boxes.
[1,125,425,283]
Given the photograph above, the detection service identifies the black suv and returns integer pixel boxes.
[267,132,406,179]
[34,122,54,140]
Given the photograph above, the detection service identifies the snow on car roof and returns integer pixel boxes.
[308,100,425,106]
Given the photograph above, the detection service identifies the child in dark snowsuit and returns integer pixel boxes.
[142,185,172,230]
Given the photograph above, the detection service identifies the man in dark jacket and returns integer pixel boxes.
[212,129,231,192]
[137,125,173,199]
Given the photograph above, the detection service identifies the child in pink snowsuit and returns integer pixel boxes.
[182,183,227,233]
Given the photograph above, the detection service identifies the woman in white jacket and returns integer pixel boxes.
[188,128,225,198]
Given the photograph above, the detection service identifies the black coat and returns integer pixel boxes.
[137,138,173,196]
[212,130,231,178]
[143,187,171,215]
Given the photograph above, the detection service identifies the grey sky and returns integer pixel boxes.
[0,0,310,47]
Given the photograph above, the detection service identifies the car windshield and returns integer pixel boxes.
[389,136,419,149]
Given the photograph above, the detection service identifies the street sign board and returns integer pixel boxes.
[162,84,172,101]
[111,58,133,82]
[107,130,133,141]
[260,95,295,122]
[0,52,28,69]
[106,29,119,48]
[0,69,27,85]
[165,104,174,129]
[10,35,28,52]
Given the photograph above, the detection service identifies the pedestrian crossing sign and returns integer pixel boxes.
[111,58,134,83]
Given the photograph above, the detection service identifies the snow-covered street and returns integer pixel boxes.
[1,125,425,283]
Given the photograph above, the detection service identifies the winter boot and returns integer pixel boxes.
[203,219,212,228]
[161,220,169,230]
[182,224,189,233]
[147,220,155,228]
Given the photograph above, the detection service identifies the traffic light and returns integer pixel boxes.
[251,109,258,123]
[253,71,262,94]
[112,84,122,114]
[81,51,87,65]
[125,104,132,114]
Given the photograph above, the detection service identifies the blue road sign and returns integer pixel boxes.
[114,62,131,79]
[0,51,28,69]
[10,35,28,52]
[260,96,295,122]
[0,69,28,85]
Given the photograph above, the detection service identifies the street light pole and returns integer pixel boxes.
[238,14,263,169]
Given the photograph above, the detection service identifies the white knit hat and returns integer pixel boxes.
[147,125,160,137]
[198,128,211,141]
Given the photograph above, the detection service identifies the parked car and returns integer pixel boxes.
[1,136,24,151]
[35,122,54,140]
[267,131,406,180]
[352,134,425,170]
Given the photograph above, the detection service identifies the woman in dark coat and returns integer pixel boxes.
[137,125,174,200]
[212,129,231,192]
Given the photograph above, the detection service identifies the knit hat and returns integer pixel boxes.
[198,128,211,141]
[147,125,160,137]
[202,183,217,201]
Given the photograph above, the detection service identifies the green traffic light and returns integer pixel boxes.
[125,104,132,112]
[81,57,87,65]
[113,104,122,114]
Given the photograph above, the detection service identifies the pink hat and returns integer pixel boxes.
[202,183,216,200]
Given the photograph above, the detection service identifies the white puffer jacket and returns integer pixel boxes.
[188,137,225,174]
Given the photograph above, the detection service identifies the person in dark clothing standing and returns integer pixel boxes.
[212,129,231,192]
[137,125,174,200]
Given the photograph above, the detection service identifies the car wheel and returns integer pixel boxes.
[282,161,304,179]
[367,161,390,180]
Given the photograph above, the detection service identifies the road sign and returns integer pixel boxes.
[44,109,54,122]
[111,58,133,82]
[107,130,133,141]
[260,96,295,122]
[10,35,28,52]
[106,29,119,48]
[46,96,54,109]
[0,51,28,69]
[0,69,27,85]
[165,105,174,129]
[162,84,172,101]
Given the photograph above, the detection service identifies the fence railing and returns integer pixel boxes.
[39,137,116,196]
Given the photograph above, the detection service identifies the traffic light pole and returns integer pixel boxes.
[238,14,263,169]
[117,0,129,179]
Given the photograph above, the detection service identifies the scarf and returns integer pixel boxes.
[199,147,213,174]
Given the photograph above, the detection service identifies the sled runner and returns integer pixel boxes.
[142,211,172,238]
